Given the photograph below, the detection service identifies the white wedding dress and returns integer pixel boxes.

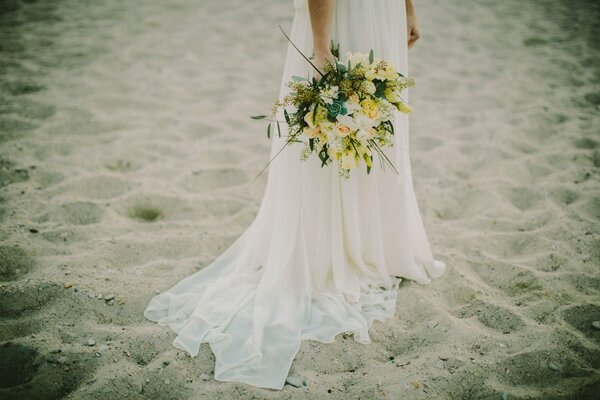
[144,0,447,390]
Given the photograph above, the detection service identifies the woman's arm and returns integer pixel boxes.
[406,0,420,49]
[307,0,336,76]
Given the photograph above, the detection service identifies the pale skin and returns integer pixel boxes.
[308,0,420,75]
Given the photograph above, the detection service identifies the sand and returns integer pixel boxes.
[0,0,599,398]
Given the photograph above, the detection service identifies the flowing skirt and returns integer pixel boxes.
[144,0,447,390]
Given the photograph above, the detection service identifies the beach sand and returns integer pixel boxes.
[0,0,599,398]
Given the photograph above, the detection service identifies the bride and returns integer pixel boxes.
[144,0,447,390]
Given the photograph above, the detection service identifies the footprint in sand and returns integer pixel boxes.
[0,342,99,400]
[0,117,38,141]
[471,262,544,297]
[0,246,35,281]
[127,204,163,222]
[565,273,600,296]
[561,304,600,344]
[500,185,545,211]
[453,299,526,334]
[0,318,44,342]
[127,337,163,366]
[0,157,29,188]
[37,201,104,225]
[116,194,218,222]
[0,282,63,318]
[492,349,594,389]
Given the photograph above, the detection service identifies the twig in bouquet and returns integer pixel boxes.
[248,26,330,187]
[248,132,301,187]
[368,139,400,176]
[278,25,325,79]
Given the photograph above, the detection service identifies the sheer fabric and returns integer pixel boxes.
[144,0,447,390]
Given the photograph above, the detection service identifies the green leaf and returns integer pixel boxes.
[291,75,307,81]
[374,82,385,98]
[276,120,281,137]
[369,49,374,64]
[318,147,329,167]
[367,164,371,174]
[251,115,267,120]
[336,63,347,74]
[267,122,271,138]
[284,109,291,124]
[309,138,314,151]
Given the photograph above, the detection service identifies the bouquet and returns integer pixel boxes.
[251,26,415,182]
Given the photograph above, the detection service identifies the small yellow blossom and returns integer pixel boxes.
[361,98,380,120]
[365,61,398,81]
[303,126,321,138]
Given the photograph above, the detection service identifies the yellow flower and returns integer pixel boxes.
[319,121,335,137]
[303,126,320,138]
[318,130,328,143]
[360,98,380,120]
[315,105,328,125]
[348,93,360,104]
[365,61,398,81]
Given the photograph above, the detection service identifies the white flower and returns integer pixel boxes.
[319,85,339,104]
[345,51,375,68]
[343,100,362,115]
[360,80,376,95]
[356,129,371,142]
[354,113,378,131]
[336,114,358,131]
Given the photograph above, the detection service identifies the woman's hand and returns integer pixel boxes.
[406,0,420,49]
[312,49,336,80]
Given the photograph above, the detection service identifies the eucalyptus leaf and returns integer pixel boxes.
[369,49,374,64]
[291,75,307,81]
[267,122,271,138]
[251,115,267,120]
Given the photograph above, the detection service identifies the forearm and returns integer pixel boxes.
[307,0,334,54]
[406,0,415,15]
